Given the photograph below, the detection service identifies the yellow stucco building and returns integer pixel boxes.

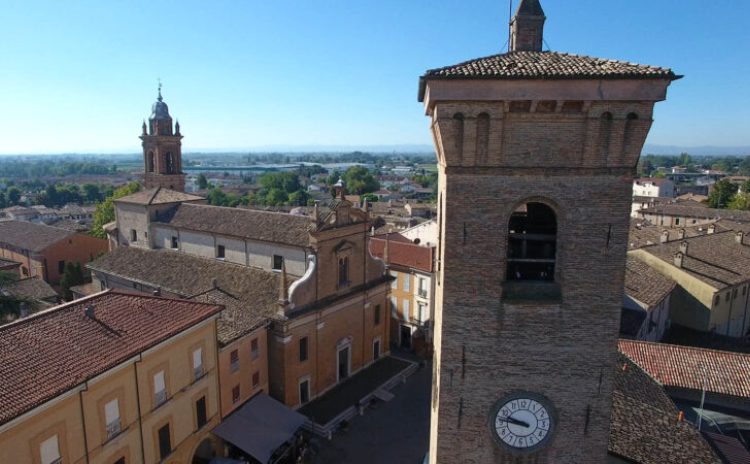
[0,290,223,464]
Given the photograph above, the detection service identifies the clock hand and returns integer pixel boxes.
[499,416,530,428]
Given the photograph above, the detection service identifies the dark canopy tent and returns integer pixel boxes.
[213,394,306,464]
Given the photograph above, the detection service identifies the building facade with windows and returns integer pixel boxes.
[0,290,223,464]
[370,234,436,356]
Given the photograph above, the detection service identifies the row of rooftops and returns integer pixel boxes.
[113,186,370,248]
[0,220,78,252]
[87,246,283,346]
[0,290,222,426]
[0,288,727,463]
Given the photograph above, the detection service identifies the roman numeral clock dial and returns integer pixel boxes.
[489,393,556,453]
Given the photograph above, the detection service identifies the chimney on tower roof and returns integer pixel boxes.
[510,0,546,52]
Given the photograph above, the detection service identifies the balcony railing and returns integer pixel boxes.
[106,420,121,440]
[154,389,167,407]
[417,289,428,298]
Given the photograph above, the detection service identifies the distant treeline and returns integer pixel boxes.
[185,151,437,166]
[0,158,119,178]
[639,154,750,176]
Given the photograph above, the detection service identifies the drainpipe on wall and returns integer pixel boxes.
[133,357,146,464]
[77,385,90,464]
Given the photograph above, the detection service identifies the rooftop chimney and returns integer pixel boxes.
[677,229,686,240]
[679,241,688,254]
[673,252,684,268]
[708,224,716,234]
[84,305,95,319]
[211,278,218,289]
[660,230,670,243]
[509,0,546,52]
[736,231,745,244]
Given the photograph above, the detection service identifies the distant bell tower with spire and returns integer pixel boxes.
[140,82,186,192]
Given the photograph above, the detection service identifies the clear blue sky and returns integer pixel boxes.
[1,0,748,154]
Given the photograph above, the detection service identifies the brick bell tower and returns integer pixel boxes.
[419,1,679,463]
[140,83,186,192]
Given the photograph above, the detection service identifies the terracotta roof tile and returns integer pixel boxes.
[4,277,58,302]
[640,202,750,223]
[158,203,312,247]
[88,247,284,345]
[609,354,720,463]
[0,290,221,425]
[369,236,434,273]
[638,231,750,289]
[618,339,750,398]
[0,220,76,252]
[115,187,204,205]
[624,255,676,308]
[628,219,711,249]
[422,51,679,81]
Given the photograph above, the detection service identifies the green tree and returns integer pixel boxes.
[0,271,30,321]
[707,179,738,209]
[265,188,288,206]
[7,187,21,205]
[60,262,85,301]
[82,184,102,203]
[0,192,6,209]
[197,173,209,189]
[342,166,379,195]
[728,192,750,211]
[90,181,141,238]
[361,193,379,203]
[678,152,692,167]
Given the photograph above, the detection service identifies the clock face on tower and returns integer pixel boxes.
[489,392,555,453]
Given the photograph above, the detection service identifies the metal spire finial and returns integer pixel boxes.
[157,78,163,102]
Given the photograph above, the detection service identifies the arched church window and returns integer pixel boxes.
[338,257,349,287]
[506,202,557,281]
[147,152,155,172]
[165,152,174,174]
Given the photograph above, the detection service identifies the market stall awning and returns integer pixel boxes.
[213,393,306,464]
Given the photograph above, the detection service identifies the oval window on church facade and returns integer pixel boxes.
[506,202,557,282]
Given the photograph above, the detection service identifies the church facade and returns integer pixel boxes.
[89,91,393,419]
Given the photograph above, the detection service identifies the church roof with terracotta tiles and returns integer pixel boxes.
[157,202,313,247]
[618,339,750,399]
[636,231,750,289]
[624,255,676,308]
[88,247,285,345]
[115,186,204,206]
[0,290,221,425]
[608,353,720,463]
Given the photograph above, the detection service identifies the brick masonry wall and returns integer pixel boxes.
[429,99,654,463]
